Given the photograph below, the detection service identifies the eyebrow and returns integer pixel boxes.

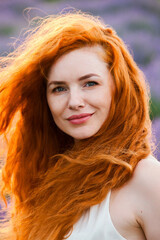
[78,73,100,81]
[47,73,100,87]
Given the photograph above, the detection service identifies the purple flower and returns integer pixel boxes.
[152,118,160,160]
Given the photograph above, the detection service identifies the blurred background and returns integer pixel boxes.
[0,0,160,159]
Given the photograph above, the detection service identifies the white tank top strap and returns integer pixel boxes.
[103,190,126,240]
[66,191,127,240]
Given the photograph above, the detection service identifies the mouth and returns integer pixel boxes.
[67,113,93,124]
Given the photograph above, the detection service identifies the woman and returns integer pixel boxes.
[0,11,160,240]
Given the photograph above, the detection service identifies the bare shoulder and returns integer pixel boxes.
[132,155,160,240]
[109,155,160,239]
[132,154,160,190]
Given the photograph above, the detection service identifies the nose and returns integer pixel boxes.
[68,89,85,110]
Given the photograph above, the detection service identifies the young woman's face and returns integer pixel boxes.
[47,45,114,140]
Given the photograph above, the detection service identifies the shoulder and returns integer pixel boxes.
[124,154,160,198]
[132,155,160,239]
[132,154,160,208]
[133,154,160,191]
[109,155,160,239]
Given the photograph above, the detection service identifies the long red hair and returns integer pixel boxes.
[0,11,151,240]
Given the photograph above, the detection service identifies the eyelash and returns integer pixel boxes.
[51,81,98,93]
[84,81,98,87]
[52,86,67,93]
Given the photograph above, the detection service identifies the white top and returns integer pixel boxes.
[66,191,126,240]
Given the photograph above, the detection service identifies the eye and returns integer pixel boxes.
[52,86,67,93]
[84,81,98,87]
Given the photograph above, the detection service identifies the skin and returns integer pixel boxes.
[47,45,160,239]
[47,45,114,140]
[110,155,160,240]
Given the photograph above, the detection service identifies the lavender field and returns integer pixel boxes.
[0,0,160,159]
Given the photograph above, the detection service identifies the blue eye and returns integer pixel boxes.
[52,86,67,93]
[85,81,98,87]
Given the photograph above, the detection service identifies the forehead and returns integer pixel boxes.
[48,45,107,81]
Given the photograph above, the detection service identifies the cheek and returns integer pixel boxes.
[92,89,112,108]
[47,96,57,115]
[98,90,112,117]
[47,96,66,118]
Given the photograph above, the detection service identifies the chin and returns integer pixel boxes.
[74,136,91,141]
[72,132,96,141]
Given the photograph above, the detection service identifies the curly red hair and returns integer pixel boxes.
[0,11,151,240]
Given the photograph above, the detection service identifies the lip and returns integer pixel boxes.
[67,113,93,120]
[67,113,93,124]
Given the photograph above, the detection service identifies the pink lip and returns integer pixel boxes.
[67,113,93,124]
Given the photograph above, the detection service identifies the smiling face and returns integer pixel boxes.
[47,45,114,140]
